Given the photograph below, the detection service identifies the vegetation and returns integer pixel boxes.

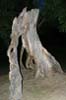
[43,0,66,32]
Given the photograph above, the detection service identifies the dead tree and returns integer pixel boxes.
[7,8,63,100]
[19,9,63,78]
[7,18,23,100]
[7,8,28,100]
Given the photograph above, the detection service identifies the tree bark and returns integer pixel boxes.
[7,8,28,100]
[19,9,63,78]
[7,7,63,100]
[7,18,23,100]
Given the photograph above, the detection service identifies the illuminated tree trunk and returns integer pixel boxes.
[7,16,23,100]
[7,8,63,100]
[19,9,63,78]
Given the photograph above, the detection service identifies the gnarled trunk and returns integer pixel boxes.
[19,9,63,78]
[7,8,63,100]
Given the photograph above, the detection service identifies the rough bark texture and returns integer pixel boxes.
[7,8,63,100]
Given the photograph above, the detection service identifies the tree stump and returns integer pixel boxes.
[18,8,63,78]
[7,7,63,100]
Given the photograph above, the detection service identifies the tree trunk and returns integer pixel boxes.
[19,9,63,78]
[7,8,28,100]
[7,18,23,100]
[7,8,63,100]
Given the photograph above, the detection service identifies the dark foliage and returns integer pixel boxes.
[0,0,66,46]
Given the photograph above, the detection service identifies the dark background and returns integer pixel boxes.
[0,0,66,75]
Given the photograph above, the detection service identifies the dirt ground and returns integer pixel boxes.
[0,69,66,100]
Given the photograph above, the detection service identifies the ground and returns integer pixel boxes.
[0,69,66,100]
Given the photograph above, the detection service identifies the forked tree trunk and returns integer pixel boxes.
[7,8,63,100]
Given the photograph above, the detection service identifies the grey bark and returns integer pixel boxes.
[18,9,63,78]
[7,17,23,100]
[7,8,63,100]
[7,8,29,100]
